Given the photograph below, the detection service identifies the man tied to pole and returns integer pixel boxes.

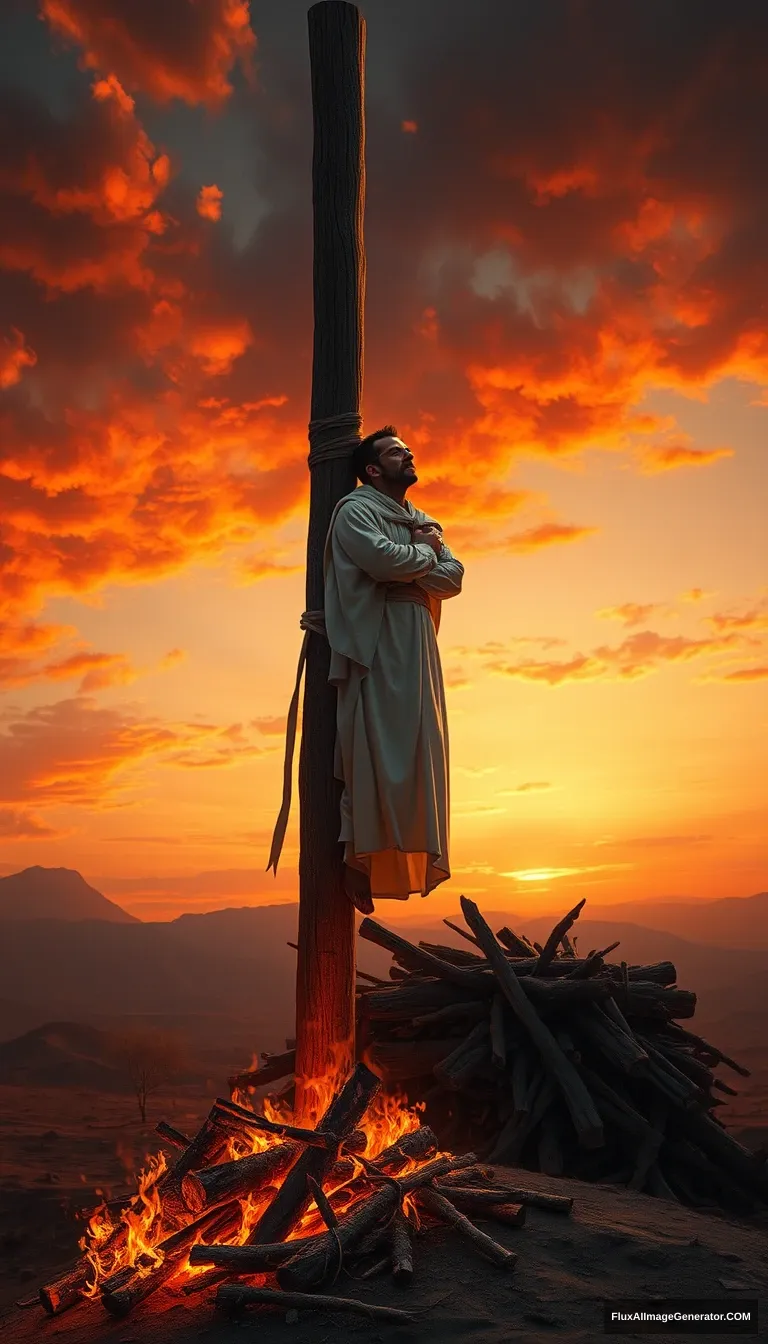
[324,427,464,914]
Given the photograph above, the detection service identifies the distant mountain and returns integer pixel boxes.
[0,1020,209,1090]
[0,1021,125,1089]
[0,997,57,1044]
[0,867,137,923]
[0,905,300,1063]
[581,892,768,949]
[0,901,765,1067]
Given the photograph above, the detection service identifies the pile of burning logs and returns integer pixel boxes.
[352,897,767,1216]
[32,1060,571,1322]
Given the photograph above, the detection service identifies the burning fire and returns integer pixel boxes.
[80,1150,168,1295]
[78,1072,424,1298]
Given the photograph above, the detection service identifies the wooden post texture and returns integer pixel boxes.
[295,0,366,1121]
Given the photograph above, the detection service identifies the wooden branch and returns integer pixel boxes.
[277,1153,476,1291]
[624,984,696,1019]
[358,917,489,992]
[157,1096,262,1214]
[361,979,480,1021]
[433,1021,491,1090]
[229,1049,296,1092]
[189,1234,323,1272]
[680,1107,768,1200]
[100,1202,241,1318]
[194,1142,300,1209]
[366,1037,462,1082]
[444,916,482,948]
[356,968,387,985]
[102,1256,184,1318]
[389,1211,414,1283]
[578,1066,662,1143]
[496,926,536,957]
[216,1284,416,1322]
[219,1105,339,1149]
[437,1182,572,1214]
[567,942,620,979]
[533,900,586,974]
[39,1262,91,1316]
[460,896,603,1149]
[661,1025,750,1077]
[490,993,507,1068]
[155,1120,192,1149]
[440,1164,496,1187]
[415,1188,517,1268]
[420,941,484,966]
[411,1000,486,1030]
[251,1062,380,1245]
[574,1005,649,1074]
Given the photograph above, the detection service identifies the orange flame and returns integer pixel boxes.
[77,1056,434,1302]
[80,1149,167,1295]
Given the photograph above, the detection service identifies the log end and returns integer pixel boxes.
[102,1288,133,1319]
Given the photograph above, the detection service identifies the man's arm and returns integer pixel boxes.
[414,539,464,599]
[333,500,439,582]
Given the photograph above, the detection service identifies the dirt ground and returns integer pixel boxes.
[0,1082,766,1344]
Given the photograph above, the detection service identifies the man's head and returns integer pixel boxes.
[352,425,418,495]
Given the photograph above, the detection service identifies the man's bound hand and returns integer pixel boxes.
[412,524,443,555]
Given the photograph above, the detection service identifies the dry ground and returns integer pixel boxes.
[0,1082,766,1344]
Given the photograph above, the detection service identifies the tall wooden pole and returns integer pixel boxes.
[294,1,365,1122]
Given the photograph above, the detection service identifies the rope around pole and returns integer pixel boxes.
[307,410,362,466]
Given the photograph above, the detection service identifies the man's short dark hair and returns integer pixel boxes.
[352,424,398,485]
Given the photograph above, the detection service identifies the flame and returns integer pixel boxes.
[80,1149,167,1296]
[76,1058,434,1304]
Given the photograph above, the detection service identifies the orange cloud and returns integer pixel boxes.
[252,715,288,736]
[0,77,169,293]
[698,664,768,684]
[638,441,734,474]
[0,807,60,841]
[159,647,186,669]
[189,319,254,375]
[0,329,37,388]
[481,627,754,686]
[0,695,273,811]
[197,184,223,220]
[706,605,768,634]
[597,602,668,626]
[41,650,137,692]
[41,0,256,106]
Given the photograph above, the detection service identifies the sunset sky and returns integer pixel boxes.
[0,0,765,922]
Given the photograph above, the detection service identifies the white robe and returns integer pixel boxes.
[323,484,464,899]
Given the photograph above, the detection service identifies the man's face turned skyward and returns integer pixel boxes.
[371,436,418,487]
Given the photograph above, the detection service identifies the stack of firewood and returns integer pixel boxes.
[32,1062,572,1323]
[352,897,767,1216]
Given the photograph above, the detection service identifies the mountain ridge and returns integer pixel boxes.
[0,867,137,924]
